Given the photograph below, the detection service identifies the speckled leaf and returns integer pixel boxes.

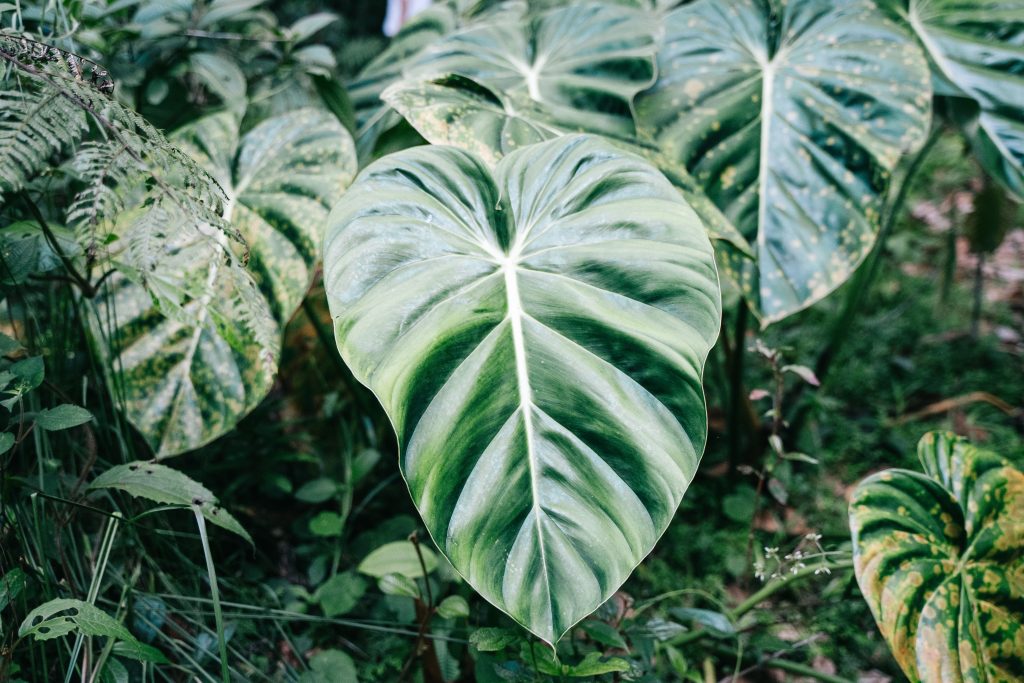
[383,75,751,253]
[402,2,657,142]
[636,0,932,324]
[324,135,721,643]
[91,109,356,456]
[904,0,1024,198]
[850,432,1024,682]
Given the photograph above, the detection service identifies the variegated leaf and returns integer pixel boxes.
[904,0,1024,198]
[91,109,356,456]
[324,135,721,643]
[636,0,932,324]
[850,432,1024,682]
[383,75,751,253]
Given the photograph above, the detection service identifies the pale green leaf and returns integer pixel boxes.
[436,595,470,619]
[377,572,419,599]
[324,135,721,643]
[295,477,339,504]
[34,404,93,431]
[89,462,251,543]
[19,599,166,663]
[358,542,437,579]
[315,572,366,617]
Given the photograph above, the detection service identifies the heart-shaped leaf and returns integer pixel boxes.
[636,0,932,324]
[90,109,356,456]
[902,0,1024,198]
[850,432,1024,682]
[324,135,721,643]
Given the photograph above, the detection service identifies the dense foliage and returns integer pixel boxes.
[0,0,1021,681]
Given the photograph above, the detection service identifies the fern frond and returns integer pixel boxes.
[0,87,88,194]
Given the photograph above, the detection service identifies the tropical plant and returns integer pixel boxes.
[850,431,1024,683]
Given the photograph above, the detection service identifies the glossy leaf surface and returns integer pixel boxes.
[324,135,721,642]
[906,0,1024,198]
[637,0,931,323]
[91,109,356,456]
[850,432,1024,682]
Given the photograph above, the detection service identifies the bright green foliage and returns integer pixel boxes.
[850,432,1024,682]
[358,541,438,579]
[89,461,252,542]
[903,0,1024,198]
[18,598,167,663]
[637,0,932,324]
[89,108,356,456]
[324,134,721,643]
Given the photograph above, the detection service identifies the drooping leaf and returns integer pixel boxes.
[324,135,721,643]
[636,0,932,324]
[903,0,1024,198]
[89,461,252,542]
[19,599,167,663]
[850,432,1024,682]
[0,221,81,285]
[89,109,356,456]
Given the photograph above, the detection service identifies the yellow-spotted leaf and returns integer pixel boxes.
[91,109,356,456]
[636,0,932,324]
[903,0,1024,198]
[850,432,1024,682]
[324,135,721,643]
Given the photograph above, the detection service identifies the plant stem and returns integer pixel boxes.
[194,506,230,683]
[729,559,854,620]
[64,512,120,683]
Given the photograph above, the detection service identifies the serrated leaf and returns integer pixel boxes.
[850,432,1024,682]
[358,541,437,579]
[324,135,721,643]
[637,0,932,324]
[89,462,251,543]
[90,109,356,456]
[34,404,93,431]
[905,0,1024,198]
[19,599,166,663]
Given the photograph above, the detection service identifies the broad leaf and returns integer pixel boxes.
[90,461,252,542]
[19,598,167,663]
[850,432,1024,682]
[636,0,932,324]
[400,1,658,144]
[0,221,81,285]
[358,541,438,579]
[903,0,1024,198]
[324,135,721,642]
[90,109,355,456]
[384,74,751,252]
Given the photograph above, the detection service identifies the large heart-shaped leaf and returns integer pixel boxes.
[636,0,932,324]
[850,432,1024,682]
[91,109,356,456]
[402,1,658,141]
[902,0,1024,198]
[323,135,721,643]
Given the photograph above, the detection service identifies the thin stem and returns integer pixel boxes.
[64,513,120,683]
[730,559,854,620]
[19,192,95,297]
[193,506,230,683]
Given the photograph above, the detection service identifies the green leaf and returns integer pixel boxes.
[18,599,166,663]
[298,648,358,683]
[469,627,519,652]
[0,331,22,355]
[436,595,470,619]
[1,356,44,409]
[358,541,438,579]
[34,404,93,431]
[579,620,628,649]
[564,651,630,677]
[324,135,721,643]
[314,572,366,617]
[0,432,14,455]
[637,0,932,324]
[0,221,81,285]
[89,462,251,543]
[850,432,1024,682]
[394,2,658,145]
[669,607,735,636]
[308,511,344,537]
[295,477,339,503]
[904,0,1024,198]
[376,572,419,599]
[0,568,27,612]
[288,12,338,43]
[90,109,356,456]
